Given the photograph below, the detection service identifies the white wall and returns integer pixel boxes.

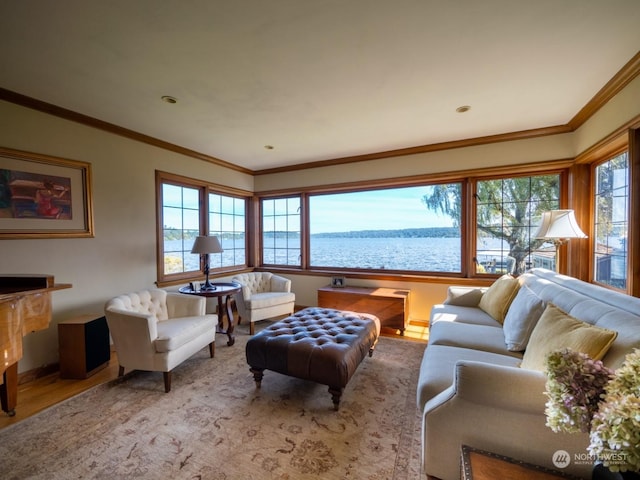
[0,100,253,372]
[1,72,638,373]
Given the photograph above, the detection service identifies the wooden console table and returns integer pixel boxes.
[317,286,410,335]
[0,274,71,415]
[461,445,583,480]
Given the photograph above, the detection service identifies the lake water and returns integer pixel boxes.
[168,236,509,273]
[310,236,464,271]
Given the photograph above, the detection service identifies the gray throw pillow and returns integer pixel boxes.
[502,286,545,351]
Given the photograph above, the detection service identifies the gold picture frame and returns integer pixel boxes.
[0,147,94,238]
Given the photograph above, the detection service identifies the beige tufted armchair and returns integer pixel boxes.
[104,289,218,392]
[232,272,295,334]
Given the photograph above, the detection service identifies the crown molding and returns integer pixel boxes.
[253,125,572,175]
[2,50,639,176]
[568,50,640,130]
[0,88,252,175]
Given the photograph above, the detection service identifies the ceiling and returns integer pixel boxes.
[1,1,639,172]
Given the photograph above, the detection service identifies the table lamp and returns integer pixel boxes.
[534,209,587,272]
[191,235,223,291]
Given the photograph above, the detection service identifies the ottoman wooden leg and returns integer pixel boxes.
[250,367,264,388]
[328,386,343,411]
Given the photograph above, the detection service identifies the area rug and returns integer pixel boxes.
[0,326,426,480]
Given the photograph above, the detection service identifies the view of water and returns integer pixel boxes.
[310,236,463,271]
[167,236,511,273]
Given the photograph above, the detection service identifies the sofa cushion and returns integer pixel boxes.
[416,344,521,410]
[502,286,546,352]
[444,287,486,307]
[430,304,500,327]
[428,322,521,358]
[155,315,216,353]
[478,274,520,324]
[520,304,618,372]
[246,291,296,310]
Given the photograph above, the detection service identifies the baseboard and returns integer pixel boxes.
[17,363,59,385]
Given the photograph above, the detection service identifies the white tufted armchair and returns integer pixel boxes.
[104,289,218,392]
[232,272,296,334]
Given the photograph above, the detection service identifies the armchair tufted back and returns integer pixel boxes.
[105,289,169,321]
[233,272,274,295]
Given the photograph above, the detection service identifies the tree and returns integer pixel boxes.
[422,175,560,274]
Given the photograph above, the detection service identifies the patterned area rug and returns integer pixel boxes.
[1,326,425,480]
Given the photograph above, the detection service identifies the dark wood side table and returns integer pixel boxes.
[179,282,241,346]
[58,314,110,379]
[317,286,410,335]
[461,445,584,480]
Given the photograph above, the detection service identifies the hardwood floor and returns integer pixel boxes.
[0,321,428,431]
[0,353,120,431]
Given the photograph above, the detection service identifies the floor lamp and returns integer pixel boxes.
[191,235,223,291]
[534,210,587,272]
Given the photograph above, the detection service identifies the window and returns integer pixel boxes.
[257,166,568,278]
[593,152,628,290]
[262,196,301,266]
[208,193,246,269]
[157,172,248,285]
[474,174,560,275]
[162,182,201,276]
[308,184,462,273]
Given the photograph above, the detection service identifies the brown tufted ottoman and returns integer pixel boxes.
[246,307,381,410]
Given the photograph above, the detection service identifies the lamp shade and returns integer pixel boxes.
[190,235,223,254]
[534,210,587,240]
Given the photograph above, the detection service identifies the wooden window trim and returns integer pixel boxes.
[155,170,251,287]
[257,162,570,280]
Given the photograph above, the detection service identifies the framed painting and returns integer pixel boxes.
[331,276,346,288]
[0,147,94,238]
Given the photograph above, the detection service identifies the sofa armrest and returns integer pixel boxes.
[421,360,591,480]
[443,286,486,307]
[450,360,547,413]
[270,274,291,293]
[166,292,206,318]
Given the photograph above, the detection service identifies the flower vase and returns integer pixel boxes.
[592,464,640,480]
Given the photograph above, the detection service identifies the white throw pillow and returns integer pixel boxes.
[502,286,546,351]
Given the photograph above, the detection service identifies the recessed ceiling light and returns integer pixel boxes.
[456,105,471,113]
[161,95,177,104]
[264,145,274,150]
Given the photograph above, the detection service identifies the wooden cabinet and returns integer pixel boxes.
[58,315,110,379]
[317,286,410,334]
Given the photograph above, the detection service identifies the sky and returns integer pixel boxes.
[309,186,455,233]
[162,183,457,233]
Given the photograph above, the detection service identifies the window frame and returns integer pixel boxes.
[472,171,563,276]
[305,182,465,275]
[156,171,251,287]
[591,149,630,292]
[260,194,303,268]
[256,160,571,280]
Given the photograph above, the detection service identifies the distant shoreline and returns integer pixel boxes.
[266,227,460,239]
